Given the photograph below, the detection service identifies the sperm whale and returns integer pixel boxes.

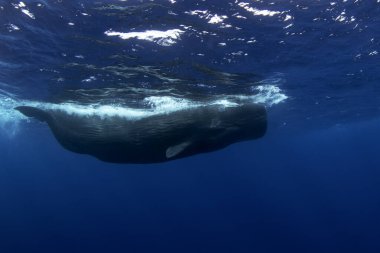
[16,103,266,163]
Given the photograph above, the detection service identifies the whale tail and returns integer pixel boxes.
[15,106,51,122]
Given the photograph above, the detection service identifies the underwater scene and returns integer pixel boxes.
[1,0,380,252]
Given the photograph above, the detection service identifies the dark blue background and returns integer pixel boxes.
[2,120,380,253]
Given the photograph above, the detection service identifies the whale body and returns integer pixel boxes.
[16,103,267,163]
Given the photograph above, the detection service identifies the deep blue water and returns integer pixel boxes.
[1,0,380,252]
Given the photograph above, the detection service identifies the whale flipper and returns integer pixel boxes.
[16,106,51,122]
[166,141,192,159]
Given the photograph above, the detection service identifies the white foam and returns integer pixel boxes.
[185,10,230,26]
[211,99,239,107]
[21,8,35,19]
[237,2,290,18]
[284,15,292,21]
[251,85,288,106]
[8,24,20,32]
[21,84,286,119]
[43,103,151,119]
[0,95,24,138]
[22,96,200,119]
[0,81,288,136]
[12,2,35,19]
[208,14,228,24]
[81,76,96,82]
[143,96,198,112]
[186,10,208,16]
[104,29,185,46]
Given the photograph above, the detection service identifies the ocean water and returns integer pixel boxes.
[1,0,380,252]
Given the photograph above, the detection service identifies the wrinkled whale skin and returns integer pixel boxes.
[16,103,267,163]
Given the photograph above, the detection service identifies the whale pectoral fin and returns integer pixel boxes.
[166,141,191,159]
[15,106,50,122]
